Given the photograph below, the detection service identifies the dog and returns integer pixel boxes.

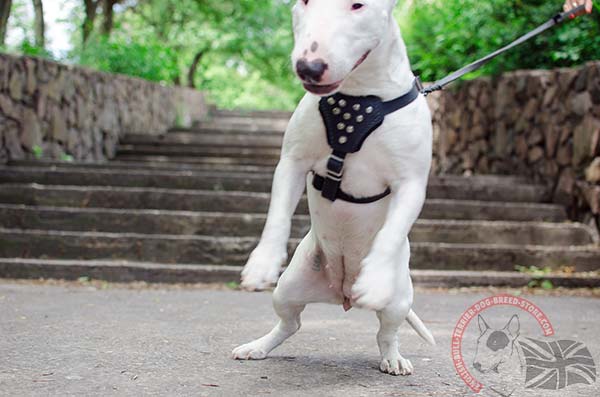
[232,0,435,376]
[473,314,524,396]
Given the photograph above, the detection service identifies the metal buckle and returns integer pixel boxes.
[415,76,425,93]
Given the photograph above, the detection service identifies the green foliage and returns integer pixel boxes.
[77,36,179,83]
[18,39,52,59]
[399,0,600,82]
[32,145,43,159]
[515,265,555,289]
[67,0,302,109]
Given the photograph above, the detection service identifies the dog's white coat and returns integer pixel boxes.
[233,0,435,376]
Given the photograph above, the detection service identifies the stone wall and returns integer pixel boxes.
[0,53,207,163]
[428,61,600,228]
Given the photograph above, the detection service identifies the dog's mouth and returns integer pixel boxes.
[301,50,371,96]
[303,81,343,95]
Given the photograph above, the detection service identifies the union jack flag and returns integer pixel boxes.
[518,338,596,390]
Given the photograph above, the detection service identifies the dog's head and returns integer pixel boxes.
[291,0,397,96]
[473,314,520,374]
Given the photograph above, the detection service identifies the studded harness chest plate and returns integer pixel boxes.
[312,79,421,203]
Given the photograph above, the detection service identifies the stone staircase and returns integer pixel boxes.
[1,109,599,288]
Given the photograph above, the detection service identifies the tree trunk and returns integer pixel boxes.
[187,50,205,88]
[32,0,44,48]
[82,0,99,44]
[0,0,12,47]
[101,0,116,36]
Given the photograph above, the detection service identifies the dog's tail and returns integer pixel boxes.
[406,310,436,346]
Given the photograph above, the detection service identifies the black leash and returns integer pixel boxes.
[420,4,589,96]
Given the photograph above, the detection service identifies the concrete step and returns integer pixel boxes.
[210,108,293,120]
[0,205,593,246]
[116,144,282,159]
[114,154,280,167]
[0,228,598,271]
[0,184,568,222]
[1,258,598,288]
[0,167,551,203]
[194,117,288,134]
[6,160,534,185]
[122,132,284,148]
[8,159,276,174]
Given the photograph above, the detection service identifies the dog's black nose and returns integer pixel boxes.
[296,58,328,83]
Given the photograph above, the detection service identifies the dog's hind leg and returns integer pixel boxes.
[232,231,339,360]
[375,247,415,376]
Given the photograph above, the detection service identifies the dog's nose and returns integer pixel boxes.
[296,58,328,83]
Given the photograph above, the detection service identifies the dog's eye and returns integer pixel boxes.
[302,0,309,5]
[352,3,364,10]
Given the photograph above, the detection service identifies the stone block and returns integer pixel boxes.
[557,144,572,166]
[570,92,592,117]
[554,167,576,205]
[516,135,528,161]
[8,64,24,101]
[528,146,544,164]
[21,108,42,150]
[4,120,24,159]
[544,126,560,158]
[585,157,600,184]
[577,181,600,214]
[50,106,68,142]
[573,115,600,166]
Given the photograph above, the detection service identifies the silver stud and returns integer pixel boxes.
[337,122,345,130]
[327,97,336,105]
[346,126,355,133]
[343,113,351,120]
[338,136,348,144]
[332,107,341,115]
[339,99,347,107]
[366,106,373,114]
[353,104,361,111]
[356,115,364,123]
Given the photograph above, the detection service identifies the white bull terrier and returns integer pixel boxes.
[232,0,435,376]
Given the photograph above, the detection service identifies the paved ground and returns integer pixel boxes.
[0,281,598,397]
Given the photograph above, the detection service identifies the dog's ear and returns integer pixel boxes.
[503,314,520,337]
[477,315,490,336]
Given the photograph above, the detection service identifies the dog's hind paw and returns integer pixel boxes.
[379,356,413,376]
[232,342,268,360]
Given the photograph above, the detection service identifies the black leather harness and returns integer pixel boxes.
[312,79,420,204]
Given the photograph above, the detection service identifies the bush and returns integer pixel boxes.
[399,0,600,82]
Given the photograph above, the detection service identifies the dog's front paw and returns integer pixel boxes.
[351,258,395,310]
[380,355,413,376]
[240,245,287,291]
[232,341,269,360]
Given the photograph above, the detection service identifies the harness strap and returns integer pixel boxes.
[312,173,391,204]
[382,81,421,115]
